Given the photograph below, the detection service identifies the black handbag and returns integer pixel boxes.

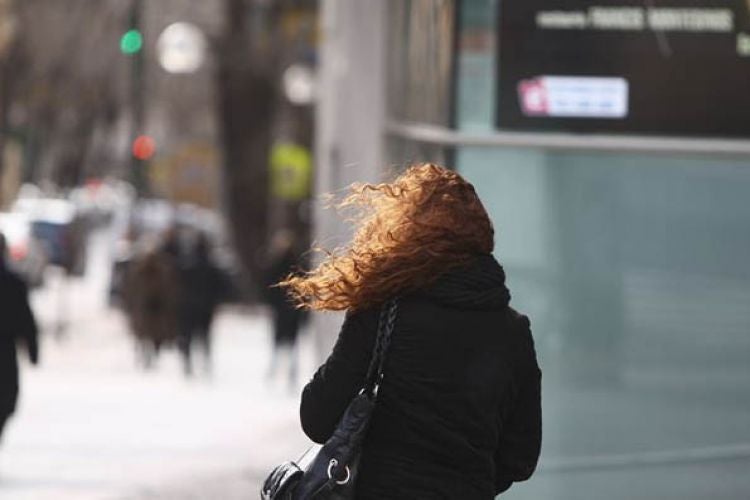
[261,298,399,500]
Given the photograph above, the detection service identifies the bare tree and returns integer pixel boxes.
[215,0,280,296]
[1,0,128,188]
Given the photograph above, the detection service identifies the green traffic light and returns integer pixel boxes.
[120,29,143,55]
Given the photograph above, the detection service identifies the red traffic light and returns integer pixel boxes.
[132,135,156,160]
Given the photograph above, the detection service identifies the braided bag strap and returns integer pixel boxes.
[364,298,399,396]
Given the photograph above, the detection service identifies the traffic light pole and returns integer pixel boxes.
[129,0,147,195]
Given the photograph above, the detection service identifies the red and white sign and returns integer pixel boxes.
[518,76,629,119]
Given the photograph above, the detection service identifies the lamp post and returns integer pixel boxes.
[121,0,147,195]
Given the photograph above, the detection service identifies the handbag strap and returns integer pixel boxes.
[364,298,399,397]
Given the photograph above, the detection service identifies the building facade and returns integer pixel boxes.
[316,1,750,498]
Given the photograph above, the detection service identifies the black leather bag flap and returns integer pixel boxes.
[261,461,303,500]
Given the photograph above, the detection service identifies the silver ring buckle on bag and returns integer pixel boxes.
[327,459,351,485]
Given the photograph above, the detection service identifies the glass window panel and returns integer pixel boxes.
[386,0,455,126]
[458,147,750,500]
[455,0,496,131]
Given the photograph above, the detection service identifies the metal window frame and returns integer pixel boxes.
[386,120,750,158]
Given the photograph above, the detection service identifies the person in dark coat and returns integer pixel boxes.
[279,164,542,499]
[177,233,225,377]
[123,239,179,369]
[0,232,39,442]
[264,230,305,387]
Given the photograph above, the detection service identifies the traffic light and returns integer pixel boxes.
[120,29,143,55]
[132,135,155,161]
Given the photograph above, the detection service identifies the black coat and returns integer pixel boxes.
[300,255,541,499]
[264,249,304,345]
[179,254,225,333]
[0,266,39,416]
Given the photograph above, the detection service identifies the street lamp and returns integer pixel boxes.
[282,64,316,106]
[156,22,206,74]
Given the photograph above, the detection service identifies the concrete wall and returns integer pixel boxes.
[311,0,387,359]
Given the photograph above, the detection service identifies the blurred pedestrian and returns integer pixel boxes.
[177,233,225,377]
[279,164,541,498]
[263,230,305,389]
[0,232,39,443]
[123,233,180,369]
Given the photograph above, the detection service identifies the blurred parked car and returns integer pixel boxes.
[0,212,48,287]
[33,201,87,276]
[14,198,88,277]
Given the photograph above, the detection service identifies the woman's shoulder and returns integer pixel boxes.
[0,268,28,293]
[506,306,531,332]
[504,307,540,376]
[344,304,381,327]
[338,305,382,348]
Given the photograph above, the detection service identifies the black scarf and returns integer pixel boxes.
[420,254,511,310]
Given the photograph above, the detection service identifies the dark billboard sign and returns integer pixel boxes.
[497,2,750,138]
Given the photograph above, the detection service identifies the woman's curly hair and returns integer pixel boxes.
[280,163,494,311]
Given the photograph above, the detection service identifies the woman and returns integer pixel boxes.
[124,237,179,369]
[178,233,225,377]
[263,229,305,388]
[0,233,39,443]
[281,164,541,499]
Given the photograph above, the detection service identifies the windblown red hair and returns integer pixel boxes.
[280,163,494,311]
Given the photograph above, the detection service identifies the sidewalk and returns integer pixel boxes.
[0,239,317,500]
[122,470,266,500]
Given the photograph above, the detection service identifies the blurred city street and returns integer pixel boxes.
[0,229,314,500]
